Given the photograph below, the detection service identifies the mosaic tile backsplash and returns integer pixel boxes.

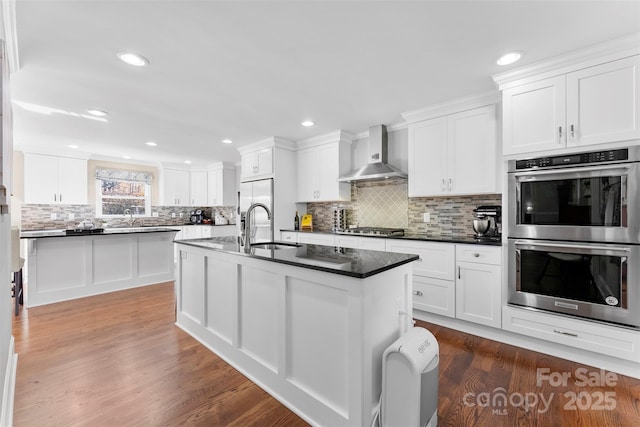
[306,179,501,236]
[20,204,236,230]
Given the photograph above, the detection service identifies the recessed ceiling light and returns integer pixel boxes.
[67,144,79,149]
[87,109,108,117]
[117,51,149,67]
[123,155,131,159]
[221,139,233,144]
[184,160,192,164]
[497,51,523,66]
[145,141,157,146]
[301,120,315,127]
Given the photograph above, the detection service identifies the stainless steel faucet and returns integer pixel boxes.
[124,209,134,227]
[243,202,272,253]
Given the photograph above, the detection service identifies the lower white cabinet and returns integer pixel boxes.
[503,305,640,362]
[412,275,456,318]
[280,231,298,243]
[455,244,502,328]
[297,232,335,246]
[335,234,386,251]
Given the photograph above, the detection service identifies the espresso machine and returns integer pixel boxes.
[472,205,501,239]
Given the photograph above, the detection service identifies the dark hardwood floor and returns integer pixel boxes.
[12,282,640,426]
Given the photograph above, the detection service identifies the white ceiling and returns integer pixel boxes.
[9,0,640,167]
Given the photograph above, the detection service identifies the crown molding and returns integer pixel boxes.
[296,129,354,150]
[1,0,20,73]
[493,33,640,90]
[207,161,236,171]
[18,146,92,160]
[237,136,296,155]
[401,91,501,124]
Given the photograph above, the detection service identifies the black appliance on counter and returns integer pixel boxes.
[190,209,208,224]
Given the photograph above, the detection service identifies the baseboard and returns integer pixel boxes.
[1,335,17,427]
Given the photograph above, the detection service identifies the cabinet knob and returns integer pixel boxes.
[474,252,480,257]
[413,290,423,297]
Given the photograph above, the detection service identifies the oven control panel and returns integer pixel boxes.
[514,148,629,170]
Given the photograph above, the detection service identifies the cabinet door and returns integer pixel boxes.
[566,56,640,147]
[256,147,273,176]
[296,148,318,202]
[408,117,448,197]
[412,275,455,318]
[456,261,501,328]
[448,105,497,195]
[241,153,256,181]
[175,170,190,206]
[502,76,566,155]
[24,153,59,204]
[57,157,87,204]
[207,169,220,206]
[190,171,208,206]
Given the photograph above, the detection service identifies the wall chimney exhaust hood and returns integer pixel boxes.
[337,125,407,182]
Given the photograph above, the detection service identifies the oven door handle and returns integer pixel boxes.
[513,240,631,253]
[514,164,631,179]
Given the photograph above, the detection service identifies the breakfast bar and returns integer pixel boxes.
[174,237,418,426]
[21,227,179,307]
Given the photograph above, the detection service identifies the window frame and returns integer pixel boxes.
[95,178,152,218]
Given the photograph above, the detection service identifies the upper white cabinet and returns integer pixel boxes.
[190,171,208,206]
[24,153,87,204]
[296,131,352,202]
[163,168,190,206]
[494,36,640,156]
[207,162,237,206]
[406,103,498,197]
[240,146,273,181]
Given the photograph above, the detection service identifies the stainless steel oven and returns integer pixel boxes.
[508,147,640,243]
[508,239,639,328]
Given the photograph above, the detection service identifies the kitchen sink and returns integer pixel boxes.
[250,242,302,250]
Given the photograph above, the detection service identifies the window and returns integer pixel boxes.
[95,168,152,217]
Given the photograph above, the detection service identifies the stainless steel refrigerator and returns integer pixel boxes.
[238,178,274,244]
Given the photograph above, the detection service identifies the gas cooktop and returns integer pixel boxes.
[336,227,405,236]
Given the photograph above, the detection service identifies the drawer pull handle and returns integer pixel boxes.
[553,329,578,338]
[413,290,423,297]
[474,252,480,257]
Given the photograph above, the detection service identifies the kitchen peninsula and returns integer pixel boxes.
[21,227,179,307]
[174,236,418,426]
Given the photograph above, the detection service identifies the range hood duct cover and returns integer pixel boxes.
[337,125,408,182]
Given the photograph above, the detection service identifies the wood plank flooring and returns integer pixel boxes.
[12,282,640,426]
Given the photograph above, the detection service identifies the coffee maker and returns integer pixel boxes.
[472,205,501,239]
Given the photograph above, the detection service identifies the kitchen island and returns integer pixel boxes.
[175,237,418,427]
[21,227,179,307]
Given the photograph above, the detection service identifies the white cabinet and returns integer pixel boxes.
[189,171,208,206]
[386,239,456,318]
[297,232,335,246]
[502,56,640,155]
[503,305,640,362]
[24,153,87,204]
[241,147,273,181]
[296,139,351,202]
[163,168,190,206]
[455,245,502,328]
[408,104,498,197]
[335,234,386,250]
[207,162,237,206]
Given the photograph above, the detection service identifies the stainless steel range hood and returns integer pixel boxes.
[338,125,407,182]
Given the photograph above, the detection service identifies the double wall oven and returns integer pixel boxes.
[508,147,640,328]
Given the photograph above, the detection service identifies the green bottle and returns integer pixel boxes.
[294,211,300,231]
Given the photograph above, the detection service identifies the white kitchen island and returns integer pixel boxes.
[175,237,418,427]
[21,227,179,307]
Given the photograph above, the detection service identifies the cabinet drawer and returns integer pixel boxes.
[334,235,359,249]
[297,232,335,246]
[412,276,455,318]
[280,231,298,243]
[503,306,640,362]
[358,237,386,251]
[456,244,501,265]
[386,240,455,281]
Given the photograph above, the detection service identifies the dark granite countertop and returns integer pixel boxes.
[21,227,180,239]
[280,229,502,246]
[175,236,419,279]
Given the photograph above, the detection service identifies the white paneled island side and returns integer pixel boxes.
[175,237,419,427]
[21,227,179,307]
